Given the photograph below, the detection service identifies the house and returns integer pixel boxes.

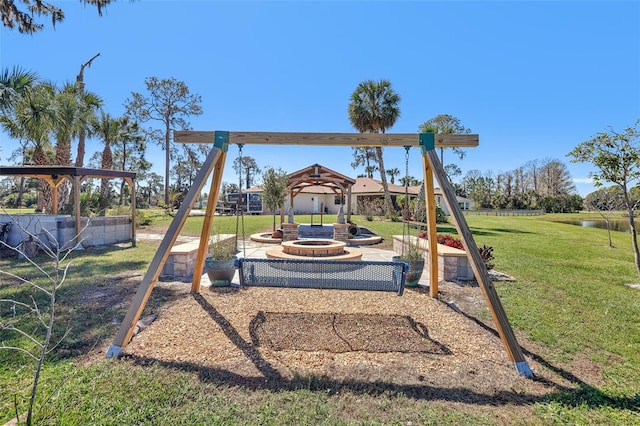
[433,190,474,215]
[349,177,421,215]
[245,163,474,218]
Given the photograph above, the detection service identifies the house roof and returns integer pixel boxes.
[351,177,421,196]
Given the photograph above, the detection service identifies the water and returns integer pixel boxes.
[554,219,635,233]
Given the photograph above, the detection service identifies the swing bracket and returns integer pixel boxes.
[214,131,230,152]
[419,132,435,154]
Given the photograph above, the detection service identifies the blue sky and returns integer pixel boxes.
[1,0,639,196]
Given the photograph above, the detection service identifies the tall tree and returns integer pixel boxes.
[111,116,147,205]
[1,0,112,34]
[418,114,470,180]
[125,77,203,205]
[568,119,640,279]
[538,158,576,196]
[233,156,261,190]
[93,111,119,201]
[350,146,377,177]
[74,53,102,168]
[348,79,400,217]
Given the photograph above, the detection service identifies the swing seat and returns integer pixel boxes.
[235,258,408,295]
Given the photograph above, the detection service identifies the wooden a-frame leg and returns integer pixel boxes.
[106,146,225,358]
[423,148,533,378]
[191,151,227,293]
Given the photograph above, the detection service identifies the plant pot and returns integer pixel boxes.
[393,255,424,288]
[272,229,283,239]
[205,256,237,287]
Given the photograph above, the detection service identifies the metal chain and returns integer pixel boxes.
[235,144,246,258]
[402,146,411,257]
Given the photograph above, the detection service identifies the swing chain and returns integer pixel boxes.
[401,146,412,257]
[235,144,246,258]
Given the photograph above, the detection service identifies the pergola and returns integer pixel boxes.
[286,163,355,221]
[0,166,137,244]
[106,131,533,377]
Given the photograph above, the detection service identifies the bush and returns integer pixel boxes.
[437,234,465,250]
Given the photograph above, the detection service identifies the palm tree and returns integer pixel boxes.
[73,89,102,167]
[7,82,56,211]
[0,66,38,112]
[386,167,400,184]
[93,111,119,202]
[0,66,38,204]
[348,79,401,216]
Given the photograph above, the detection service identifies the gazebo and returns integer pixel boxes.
[0,166,137,245]
[286,164,355,221]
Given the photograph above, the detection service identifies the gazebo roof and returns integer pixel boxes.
[287,164,355,195]
[0,165,136,180]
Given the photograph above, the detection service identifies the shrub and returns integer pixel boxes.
[437,234,465,250]
[478,244,495,270]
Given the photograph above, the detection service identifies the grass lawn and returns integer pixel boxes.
[1,211,639,424]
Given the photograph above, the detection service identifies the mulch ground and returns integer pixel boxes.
[120,279,577,404]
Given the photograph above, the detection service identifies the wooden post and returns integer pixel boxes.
[124,177,137,247]
[346,185,352,222]
[74,176,81,244]
[423,145,533,377]
[191,150,227,293]
[106,138,226,358]
[420,134,439,297]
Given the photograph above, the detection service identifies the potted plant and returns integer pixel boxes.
[205,236,237,287]
[393,237,425,287]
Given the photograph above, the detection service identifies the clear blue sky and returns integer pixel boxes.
[1,1,639,196]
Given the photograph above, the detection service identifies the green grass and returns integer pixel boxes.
[1,212,640,424]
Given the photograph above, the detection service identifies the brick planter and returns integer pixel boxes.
[392,235,474,281]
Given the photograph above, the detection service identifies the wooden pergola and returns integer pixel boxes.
[106,131,533,377]
[286,163,355,221]
[0,166,137,245]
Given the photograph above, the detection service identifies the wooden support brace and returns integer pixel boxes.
[106,141,226,358]
[423,147,533,378]
[191,150,228,293]
[420,134,439,298]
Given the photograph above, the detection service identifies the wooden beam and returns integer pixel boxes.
[106,147,224,358]
[191,150,227,293]
[424,148,533,377]
[175,131,478,148]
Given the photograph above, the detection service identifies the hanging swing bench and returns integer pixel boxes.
[236,257,408,295]
[230,142,408,295]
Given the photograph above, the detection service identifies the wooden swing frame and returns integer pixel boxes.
[105,130,533,378]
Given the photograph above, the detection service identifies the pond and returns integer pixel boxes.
[554,219,635,233]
